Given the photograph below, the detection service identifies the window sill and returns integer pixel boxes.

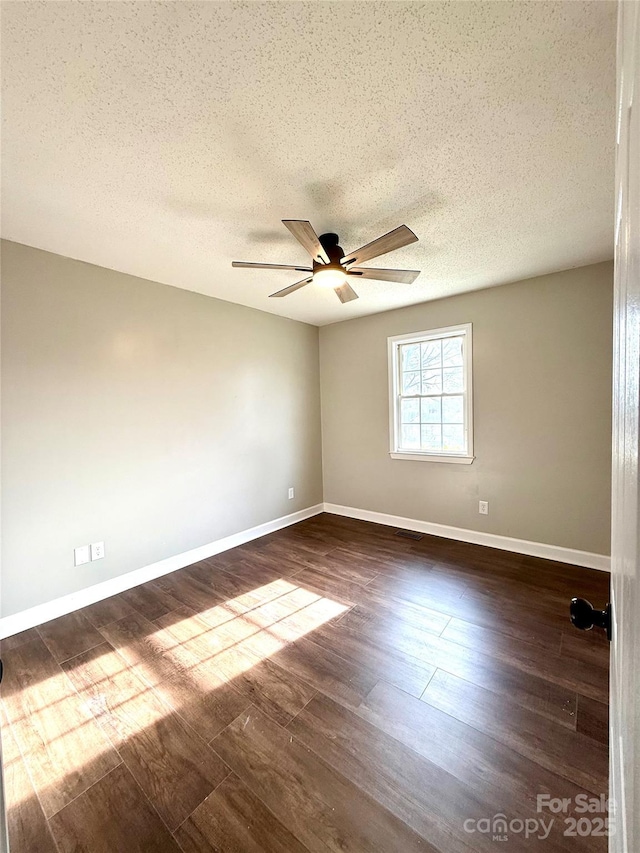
[389,451,475,465]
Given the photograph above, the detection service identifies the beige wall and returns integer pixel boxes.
[1,241,323,617]
[0,246,613,620]
[320,262,613,556]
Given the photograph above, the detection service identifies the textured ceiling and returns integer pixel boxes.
[1,1,616,326]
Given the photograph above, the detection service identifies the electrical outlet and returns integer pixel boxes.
[288,487,295,500]
[74,545,90,566]
[479,500,489,515]
[91,541,105,561]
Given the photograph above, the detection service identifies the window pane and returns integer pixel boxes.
[402,371,420,394]
[401,398,420,423]
[443,424,465,453]
[401,344,420,372]
[421,340,442,369]
[442,337,463,367]
[392,328,471,458]
[401,424,421,449]
[421,424,442,451]
[442,395,464,423]
[442,367,463,393]
[422,369,442,394]
[421,397,441,423]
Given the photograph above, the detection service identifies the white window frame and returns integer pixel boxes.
[388,323,474,464]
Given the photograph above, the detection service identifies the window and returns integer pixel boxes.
[388,323,474,463]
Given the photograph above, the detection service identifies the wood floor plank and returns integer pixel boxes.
[152,662,252,743]
[269,635,379,710]
[175,772,310,853]
[212,706,434,853]
[1,710,59,853]
[315,616,576,725]
[215,655,317,728]
[240,585,323,630]
[560,629,610,669]
[120,581,182,621]
[288,692,505,853]
[433,551,603,602]
[153,598,324,729]
[439,620,609,704]
[37,610,105,663]
[186,563,302,612]
[288,566,370,605]
[421,669,608,794]
[98,609,192,686]
[0,627,40,654]
[219,556,296,583]
[359,578,575,643]
[153,572,226,615]
[61,641,156,717]
[154,604,261,662]
[236,541,330,576]
[326,543,427,573]
[303,552,381,585]
[576,695,609,745]
[266,527,339,556]
[461,582,571,621]
[49,764,182,852]
[519,555,610,595]
[157,596,316,724]
[1,637,121,817]
[455,570,584,612]
[357,681,604,852]
[365,565,469,603]
[338,599,451,637]
[81,593,136,628]
[253,592,350,645]
[61,642,229,830]
[153,601,320,728]
[299,621,436,697]
[442,614,563,657]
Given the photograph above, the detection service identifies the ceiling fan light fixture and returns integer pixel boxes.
[313,265,347,289]
[232,220,420,304]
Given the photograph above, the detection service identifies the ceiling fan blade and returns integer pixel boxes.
[348,267,420,284]
[334,282,359,303]
[269,277,313,298]
[232,261,312,272]
[342,225,418,266]
[282,220,331,264]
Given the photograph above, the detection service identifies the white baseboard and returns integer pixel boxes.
[323,503,611,572]
[0,504,324,640]
[0,499,608,639]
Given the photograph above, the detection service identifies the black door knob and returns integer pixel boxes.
[570,597,612,641]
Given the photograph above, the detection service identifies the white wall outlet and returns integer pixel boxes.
[74,545,90,566]
[479,500,489,515]
[91,541,105,561]
[288,487,295,500]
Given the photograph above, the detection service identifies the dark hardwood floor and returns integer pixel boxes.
[0,513,610,852]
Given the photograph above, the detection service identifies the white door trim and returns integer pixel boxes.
[609,2,640,850]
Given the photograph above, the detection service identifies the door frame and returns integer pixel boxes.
[610,2,640,851]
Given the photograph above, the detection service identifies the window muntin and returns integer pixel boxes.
[389,324,473,462]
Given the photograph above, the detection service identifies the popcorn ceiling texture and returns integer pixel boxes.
[1,1,616,326]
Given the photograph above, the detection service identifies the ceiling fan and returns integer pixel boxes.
[232,220,420,303]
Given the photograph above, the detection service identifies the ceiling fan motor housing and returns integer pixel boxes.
[315,233,344,273]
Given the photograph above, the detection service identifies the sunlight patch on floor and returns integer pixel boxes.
[2,577,348,811]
